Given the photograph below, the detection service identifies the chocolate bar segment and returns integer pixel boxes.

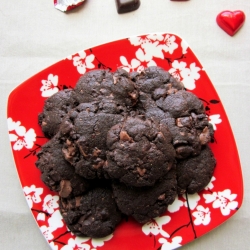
[115,0,141,14]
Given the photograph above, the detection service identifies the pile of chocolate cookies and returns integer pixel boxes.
[36,66,216,238]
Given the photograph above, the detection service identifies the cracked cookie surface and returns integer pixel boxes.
[104,116,176,187]
[176,145,216,194]
[112,167,177,223]
[59,187,122,237]
[38,89,81,138]
[35,134,90,198]
[59,103,125,179]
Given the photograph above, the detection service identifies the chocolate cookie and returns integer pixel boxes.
[104,116,176,187]
[35,135,90,198]
[131,66,214,159]
[164,114,214,159]
[112,167,177,223]
[139,88,213,159]
[38,89,80,138]
[157,90,205,118]
[74,68,139,111]
[59,187,122,238]
[130,66,184,95]
[136,90,171,122]
[176,145,216,194]
[59,103,125,179]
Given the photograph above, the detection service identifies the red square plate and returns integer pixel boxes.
[7,33,243,250]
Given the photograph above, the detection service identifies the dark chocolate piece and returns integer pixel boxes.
[115,0,141,14]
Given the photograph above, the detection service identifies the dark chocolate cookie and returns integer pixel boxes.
[157,90,205,118]
[131,66,214,159]
[104,116,176,187]
[35,135,90,198]
[130,66,184,95]
[59,187,122,238]
[38,89,80,138]
[138,86,213,159]
[164,114,214,159]
[176,145,216,194]
[112,167,177,223]
[74,68,139,111]
[59,103,125,179]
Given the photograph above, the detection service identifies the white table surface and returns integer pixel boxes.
[1,0,250,249]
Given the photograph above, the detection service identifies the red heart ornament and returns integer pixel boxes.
[216,10,246,36]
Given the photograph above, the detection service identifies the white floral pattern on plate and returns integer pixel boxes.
[169,61,201,90]
[142,216,171,237]
[68,51,95,74]
[159,236,182,250]
[193,206,211,226]
[204,189,238,216]
[209,114,222,130]
[41,74,59,97]
[8,118,36,151]
[23,185,43,208]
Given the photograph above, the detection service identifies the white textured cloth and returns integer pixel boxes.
[1,0,249,249]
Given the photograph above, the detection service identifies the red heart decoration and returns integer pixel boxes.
[216,10,246,36]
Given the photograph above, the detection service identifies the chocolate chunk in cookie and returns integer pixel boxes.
[104,116,176,187]
[59,187,122,237]
[35,135,90,198]
[176,145,216,194]
[112,168,177,223]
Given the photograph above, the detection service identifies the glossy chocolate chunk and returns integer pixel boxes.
[115,0,141,14]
